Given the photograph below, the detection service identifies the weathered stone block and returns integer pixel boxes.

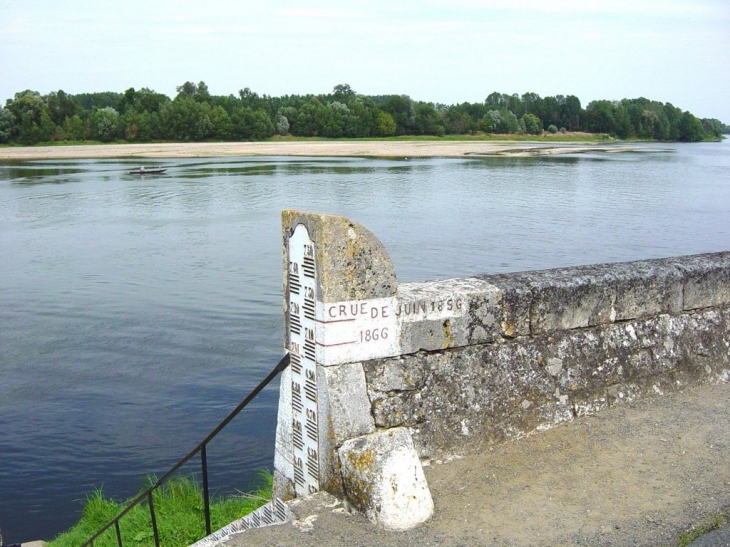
[365,355,426,393]
[397,278,501,351]
[476,271,534,337]
[316,362,375,496]
[672,252,730,310]
[319,362,375,444]
[529,268,615,333]
[608,259,683,320]
[282,210,398,303]
[338,427,433,530]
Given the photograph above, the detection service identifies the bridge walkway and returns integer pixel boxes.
[225,382,729,547]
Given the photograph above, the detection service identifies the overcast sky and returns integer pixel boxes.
[2,0,729,122]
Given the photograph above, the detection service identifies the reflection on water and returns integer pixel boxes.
[1,142,729,542]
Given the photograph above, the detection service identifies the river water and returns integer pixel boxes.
[1,142,729,543]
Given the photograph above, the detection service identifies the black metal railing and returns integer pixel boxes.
[82,353,290,547]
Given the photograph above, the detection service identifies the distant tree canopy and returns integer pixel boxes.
[0,83,726,145]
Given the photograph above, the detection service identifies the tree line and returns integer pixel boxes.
[0,82,727,146]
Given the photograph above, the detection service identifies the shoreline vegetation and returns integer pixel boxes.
[1,83,727,150]
[47,473,272,547]
[0,135,679,161]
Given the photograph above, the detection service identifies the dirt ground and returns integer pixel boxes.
[0,140,648,160]
[224,382,729,547]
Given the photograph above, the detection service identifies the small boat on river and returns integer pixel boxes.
[129,167,167,175]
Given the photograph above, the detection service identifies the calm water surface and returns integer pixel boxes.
[1,142,729,542]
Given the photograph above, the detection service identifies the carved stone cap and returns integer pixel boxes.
[282,210,398,302]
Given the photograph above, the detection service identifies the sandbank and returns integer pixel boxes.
[0,140,651,160]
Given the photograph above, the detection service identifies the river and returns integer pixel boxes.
[1,141,728,543]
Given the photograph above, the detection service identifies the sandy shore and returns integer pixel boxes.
[0,140,650,160]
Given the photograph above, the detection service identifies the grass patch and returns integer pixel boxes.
[678,510,727,547]
[268,132,615,143]
[48,472,272,547]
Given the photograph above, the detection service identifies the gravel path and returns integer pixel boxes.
[224,382,729,547]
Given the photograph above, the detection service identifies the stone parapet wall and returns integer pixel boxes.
[368,253,730,459]
[274,210,730,530]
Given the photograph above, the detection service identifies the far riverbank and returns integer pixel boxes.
[0,140,653,160]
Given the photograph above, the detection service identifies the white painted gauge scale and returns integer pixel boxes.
[287,224,320,496]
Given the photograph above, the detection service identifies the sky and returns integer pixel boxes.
[1,0,729,122]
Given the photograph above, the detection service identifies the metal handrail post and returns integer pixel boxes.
[148,491,160,547]
[201,444,211,535]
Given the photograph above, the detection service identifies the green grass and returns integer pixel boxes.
[268,132,615,143]
[678,511,726,547]
[48,473,272,547]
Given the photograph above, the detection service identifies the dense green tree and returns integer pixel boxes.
[561,95,581,130]
[0,83,724,145]
[209,105,232,140]
[176,81,198,98]
[91,107,120,142]
[138,88,171,113]
[539,96,561,129]
[332,84,356,102]
[413,102,440,135]
[521,113,542,135]
[0,107,16,142]
[196,81,211,102]
[584,100,615,134]
[701,118,724,140]
[291,99,320,136]
[62,115,89,141]
[506,94,524,119]
[442,107,472,134]
[381,95,415,135]
[117,87,138,114]
[72,91,122,110]
[346,98,377,137]
[482,108,518,134]
[663,103,682,140]
[275,114,290,135]
[45,90,78,125]
[121,107,142,140]
[277,106,298,134]
[117,87,170,115]
[230,107,274,140]
[5,90,46,125]
[481,110,501,133]
[613,104,632,139]
[521,92,542,115]
[5,90,55,144]
[375,111,396,136]
[135,111,165,141]
[484,92,508,109]
[678,111,705,142]
[318,102,347,138]
[238,88,265,112]
[160,97,213,141]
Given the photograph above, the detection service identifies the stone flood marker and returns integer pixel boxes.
[274,210,434,530]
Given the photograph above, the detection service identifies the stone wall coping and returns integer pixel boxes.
[396,251,730,340]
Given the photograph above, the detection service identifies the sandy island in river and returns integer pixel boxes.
[0,140,654,160]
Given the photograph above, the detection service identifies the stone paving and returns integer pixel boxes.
[221,382,729,547]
